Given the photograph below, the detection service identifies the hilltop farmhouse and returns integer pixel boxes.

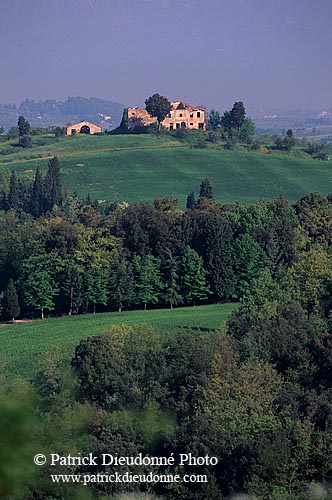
[128,101,206,131]
[66,120,102,135]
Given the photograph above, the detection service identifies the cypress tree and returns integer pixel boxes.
[204,217,235,300]
[44,156,62,211]
[18,177,30,213]
[17,115,31,136]
[230,101,246,130]
[3,279,20,322]
[85,193,92,206]
[186,191,196,210]
[199,178,213,200]
[162,255,182,309]
[30,166,44,217]
[7,172,22,211]
[119,108,129,132]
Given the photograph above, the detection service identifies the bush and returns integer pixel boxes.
[172,127,188,139]
[72,324,166,411]
[7,126,19,139]
[195,136,207,148]
[19,135,32,148]
[54,126,66,138]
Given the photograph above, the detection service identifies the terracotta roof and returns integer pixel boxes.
[171,101,205,111]
[67,120,101,128]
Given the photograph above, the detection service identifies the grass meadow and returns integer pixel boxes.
[0,303,237,379]
[0,134,330,378]
[1,134,332,206]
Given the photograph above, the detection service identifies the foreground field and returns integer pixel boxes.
[0,303,237,379]
[1,134,332,205]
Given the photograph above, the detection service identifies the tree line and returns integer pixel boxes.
[2,160,332,498]
[0,157,330,321]
[3,230,332,498]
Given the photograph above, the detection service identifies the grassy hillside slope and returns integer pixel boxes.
[1,135,332,205]
[0,303,236,379]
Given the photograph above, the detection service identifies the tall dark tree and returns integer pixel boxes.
[30,166,44,217]
[118,108,129,132]
[109,255,134,312]
[230,101,246,130]
[199,178,214,200]
[162,253,182,309]
[208,109,221,130]
[17,115,31,136]
[44,156,62,212]
[204,217,235,300]
[7,172,22,212]
[2,279,20,322]
[220,110,233,132]
[186,191,196,210]
[145,93,171,130]
[18,177,30,212]
[267,196,298,271]
[180,247,211,305]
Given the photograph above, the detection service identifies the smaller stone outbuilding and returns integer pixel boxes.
[66,121,102,136]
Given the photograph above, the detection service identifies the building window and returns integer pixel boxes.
[176,123,180,129]
[170,123,174,130]
[197,111,201,118]
[190,123,193,126]
[179,113,183,117]
[199,123,204,129]
[190,112,193,118]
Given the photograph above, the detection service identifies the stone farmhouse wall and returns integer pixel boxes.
[128,101,206,131]
[66,121,102,135]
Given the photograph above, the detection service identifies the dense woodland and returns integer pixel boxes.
[0,154,318,319]
[2,153,332,498]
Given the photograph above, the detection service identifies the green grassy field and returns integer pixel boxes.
[0,134,178,162]
[0,303,237,380]
[1,134,332,206]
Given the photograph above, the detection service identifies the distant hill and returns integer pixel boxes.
[250,107,332,139]
[0,96,125,130]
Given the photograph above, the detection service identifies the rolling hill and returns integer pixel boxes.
[1,134,332,206]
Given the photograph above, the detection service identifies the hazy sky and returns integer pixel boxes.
[1,0,331,110]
